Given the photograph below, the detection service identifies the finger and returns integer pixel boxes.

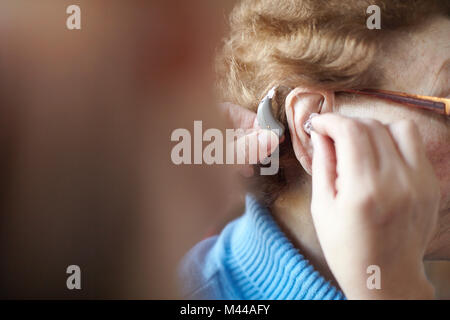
[239,165,254,178]
[232,130,258,177]
[357,118,402,169]
[233,129,280,165]
[219,102,257,129]
[387,120,425,168]
[311,114,377,176]
[311,131,337,202]
[219,102,286,141]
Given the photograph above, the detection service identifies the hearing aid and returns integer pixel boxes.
[303,113,319,135]
[256,87,285,138]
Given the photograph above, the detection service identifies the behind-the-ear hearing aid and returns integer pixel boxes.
[256,86,285,138]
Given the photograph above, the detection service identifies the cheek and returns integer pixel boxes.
[339,102,450,208]
[421,126,450,210]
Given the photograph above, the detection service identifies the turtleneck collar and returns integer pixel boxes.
[221,194,345,300]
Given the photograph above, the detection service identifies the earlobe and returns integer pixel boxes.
[285,87,333,175]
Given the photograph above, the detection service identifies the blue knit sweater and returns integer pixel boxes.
[178,194,345,300]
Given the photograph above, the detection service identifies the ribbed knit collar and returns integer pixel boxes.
[224,194,345,300]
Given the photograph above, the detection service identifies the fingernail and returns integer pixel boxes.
[258,129,278,150]
[258,130,271,154]
[239,165,254,178]
[258,129,269,143]
[303,113,319,135]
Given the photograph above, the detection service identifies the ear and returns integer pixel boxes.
[285,87,334,175]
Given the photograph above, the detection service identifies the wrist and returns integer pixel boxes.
[342,263,435,300]
[393,262,435,300]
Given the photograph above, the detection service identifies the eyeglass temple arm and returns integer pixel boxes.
[340,89,450,116]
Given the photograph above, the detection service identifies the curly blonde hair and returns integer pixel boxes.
[216,0,450,205]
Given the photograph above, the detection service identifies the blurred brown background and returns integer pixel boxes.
[0,0,237,299]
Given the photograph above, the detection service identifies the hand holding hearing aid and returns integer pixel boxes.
[219,99,283,177]
[308,113,440,299]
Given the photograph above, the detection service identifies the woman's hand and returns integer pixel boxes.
[309,114,440,299]
[219,102,281,177]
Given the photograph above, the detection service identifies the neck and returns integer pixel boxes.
[426,207,450,259]
[271,176,339,287]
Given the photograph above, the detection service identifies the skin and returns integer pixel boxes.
[310,115,439,299]
[277,16,450,298]
[229,15,450,298]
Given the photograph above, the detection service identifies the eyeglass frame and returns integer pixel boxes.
[338,89,450,117]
